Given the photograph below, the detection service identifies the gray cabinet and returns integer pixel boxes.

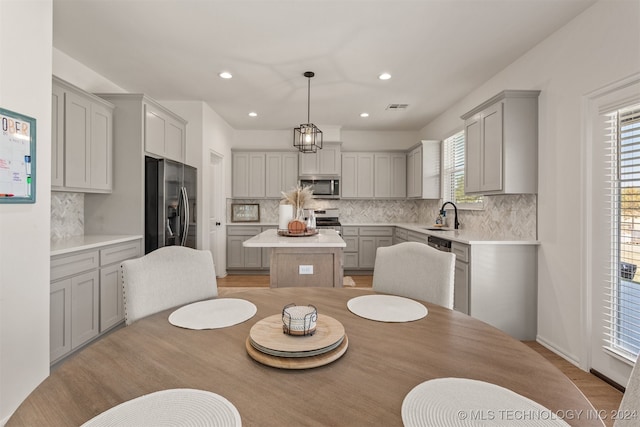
[144,103,186,163]
[461,90,540,195]
[50,239,141,365]
[233,151,298,198]
[342,152,406,199]
[266,152,299,197]
[52,76,114,193]
[227,226,263,269]
[232,152,265,198]
[375,153,406,198]
[342,226,393,270]
[406,141,440,199]
[299,142,341,177]
[451,242,470,315]
[341,153,374,198]
[99,241,142,332]
[50,249,100,363]
[393,227,408,244]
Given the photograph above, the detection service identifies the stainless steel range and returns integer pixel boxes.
[313,208,341,235]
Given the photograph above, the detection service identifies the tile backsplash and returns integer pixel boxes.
[51,192,84,239]
[227,194,537,239]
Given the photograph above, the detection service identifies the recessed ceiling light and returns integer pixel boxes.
[219,71,233,79]
[248,112,257,117]
[378,73,391,80]
[360,113,369,118]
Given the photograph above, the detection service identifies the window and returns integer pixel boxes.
[442,130,483,209]
[606,103,640,361]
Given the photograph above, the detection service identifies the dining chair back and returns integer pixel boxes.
[614,356,640,426]
[372,241,456,309]
[121,246,218,325]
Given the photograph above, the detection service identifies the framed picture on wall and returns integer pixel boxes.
[0,107,36,204]
[231,203,260,222]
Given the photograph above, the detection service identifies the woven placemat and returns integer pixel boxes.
[169,298,257,330]
[81,388,241,427]
[347,294,427,322]
[402,378,570,426]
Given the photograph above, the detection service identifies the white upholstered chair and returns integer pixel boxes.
[614,357,640,426]
[121,246,218,325]
[372,241,456,309]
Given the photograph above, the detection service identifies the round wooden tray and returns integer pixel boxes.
[246,334,348,370]
[277,229,319,237]
[249,314,345,353]
[246,314,348,369]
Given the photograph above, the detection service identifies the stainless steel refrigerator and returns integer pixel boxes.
[145,156,197,254]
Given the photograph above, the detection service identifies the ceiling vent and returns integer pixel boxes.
[385,104,409,110]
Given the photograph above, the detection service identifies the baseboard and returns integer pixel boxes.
[536,335,582,368]
[590,369,626,392]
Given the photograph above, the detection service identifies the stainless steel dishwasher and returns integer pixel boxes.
[427,235,451,252]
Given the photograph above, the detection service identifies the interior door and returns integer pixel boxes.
[209,151,225,276]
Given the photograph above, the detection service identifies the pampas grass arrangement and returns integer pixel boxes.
[281,185,314,219]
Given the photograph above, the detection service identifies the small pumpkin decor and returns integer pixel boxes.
[281,185,314,234]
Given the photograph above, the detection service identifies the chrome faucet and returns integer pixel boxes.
[440,201,460,229]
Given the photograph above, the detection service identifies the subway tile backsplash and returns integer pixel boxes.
[227,194,537,239]
[51,192,84,239]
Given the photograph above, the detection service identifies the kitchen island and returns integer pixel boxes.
[243,229,346,288]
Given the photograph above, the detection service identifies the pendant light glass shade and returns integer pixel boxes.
[293,71,323,153]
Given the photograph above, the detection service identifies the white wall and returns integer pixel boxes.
[418,0,640,367]
[341,130,419,151]
[0,1,52,423]
[53,48,127,93]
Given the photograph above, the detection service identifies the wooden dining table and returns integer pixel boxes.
[8,287,603,426]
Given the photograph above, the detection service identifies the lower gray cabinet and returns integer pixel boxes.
[50,239,141,365]
[342,226,393,270]
[227,226,263,270]
[99,241,142,332]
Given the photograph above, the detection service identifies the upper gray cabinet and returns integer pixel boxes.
[461,90,540,195]
[144,103,186,163]
[406,140,440,199]
[298,142,341,177]
[52,76,114,193]
[341,151,406,199]
[232,150,298,198]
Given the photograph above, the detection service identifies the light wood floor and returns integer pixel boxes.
[218,274,623,426]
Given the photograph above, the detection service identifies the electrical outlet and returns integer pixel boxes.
[299,265,314,275]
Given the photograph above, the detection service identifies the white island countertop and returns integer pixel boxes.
[243,229,346,248]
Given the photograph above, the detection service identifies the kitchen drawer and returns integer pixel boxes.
[342,226,359,237]
[227,226,262,236]
[451,242,469,263]
[359,226,394,237]
[100,241,141,266]
[394,227,408,240]
[407,231,427,243]
[51,250,99,281]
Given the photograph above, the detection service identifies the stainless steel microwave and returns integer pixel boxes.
[299,179,340,199]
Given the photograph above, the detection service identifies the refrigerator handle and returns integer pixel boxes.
[180,186,189,246]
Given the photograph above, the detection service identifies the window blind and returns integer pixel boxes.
[605,104,640,361]
[442,131,483,206]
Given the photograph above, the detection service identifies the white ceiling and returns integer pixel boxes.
[53,0,596,132]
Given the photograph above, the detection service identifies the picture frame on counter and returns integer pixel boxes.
[0,107,36,204]
[231,203,260,222]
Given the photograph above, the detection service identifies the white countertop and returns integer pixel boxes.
[243,229,346,248]
[229,222,538,245]
[51,235,143,256]
[387,223,539,245]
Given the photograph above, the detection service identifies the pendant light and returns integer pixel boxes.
[293,71,323,153]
